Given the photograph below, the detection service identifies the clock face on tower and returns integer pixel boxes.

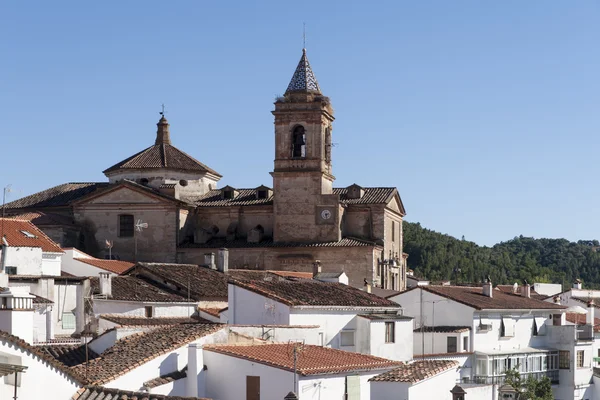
[320,209,332,220]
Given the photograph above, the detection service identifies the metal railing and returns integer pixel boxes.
[463,370,559,385]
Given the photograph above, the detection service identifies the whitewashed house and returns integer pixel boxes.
[369,359,459,400]
[391,282,567,393]
[61,248,134,276]
[0,218,64,278]
[228,278,413,361]
[203,343,403,400]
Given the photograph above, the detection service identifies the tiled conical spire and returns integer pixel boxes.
[285,49,321,94]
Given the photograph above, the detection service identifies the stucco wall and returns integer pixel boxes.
[2,247,43,275]
[0,340,80,400]
[229,325,321,345]
[413,330,471,356]
[367,319,413,361]
[229,285,291,325]
[73,186,180,262]
[472,312,550,353]
[370,366,457,400]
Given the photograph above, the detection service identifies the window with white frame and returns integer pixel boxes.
[577,350,585,368]
[340,330,355,346]
[385,322,395,343]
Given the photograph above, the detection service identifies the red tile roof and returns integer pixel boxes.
[231,279,400,308]
[74,257,134,275]
[129,263,228,301]
[204,343,402,376]
[414,285,567,311]
[8,211,75,226]
[0,331,86,384]
[38,344,100,367]
[103,143,221,177]
[99,314,206,326]
[180,236,378,249]
[369,360,459,383]
[0,218,63,252]
[72,322,224,384]
[565,312,600,332]
[144,367,188,388]
[90,276,194,303]
[5,182,108,210]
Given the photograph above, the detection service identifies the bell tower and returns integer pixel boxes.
[271,49,340,243]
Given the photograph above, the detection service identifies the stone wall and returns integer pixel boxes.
[180,245,379,287]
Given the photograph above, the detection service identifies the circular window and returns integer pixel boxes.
[179,179,188,187]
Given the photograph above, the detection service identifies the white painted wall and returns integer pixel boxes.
[462,383,494,399]
[413,330,471,356]
[365,319,413,361]
[229,325,321,345]
[472,312,549,353]
[150,378,187,396]
[390,288,475,327]
[204,350,380,400]
[54,282,79,336]
[33,305,51,343]
[370,365,458,400]
[533,283,562,296]
[1,247,43,275]
[290,310,357,350]
[229,284,291,325]
[0,340,80,400]
[94,300,197,319]
[62,249,113,277]
[41,253,62,276]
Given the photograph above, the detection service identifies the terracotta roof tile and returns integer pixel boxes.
[8,211,75,226]
[369,360,459,383]
[0,331,86,384]
[103,143,221,177]
[333,187,398,205]
[358,313,413,321]
[74,257,135,275]
[0,218,63,252]
[565,312,600,332]
[129,263,228,301]
[204,343,402,376]
[72,322,223,385]
[180,237,378,249]
[231,279,399,308]
[198,308,223,318]
[38,344,100,367]
[144,367,187,388]
[99,314,206,326]
[227,269,311,281]
[5,182,108,210]
[416,285,567,311]
[90,276,194,303]
[73,385,209,400]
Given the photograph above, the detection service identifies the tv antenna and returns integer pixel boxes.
[134,220,148,261]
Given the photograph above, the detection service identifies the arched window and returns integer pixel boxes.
[325,126,332,163]
[292,126,306,158]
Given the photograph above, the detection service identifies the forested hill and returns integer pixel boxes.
[403,221,600,289]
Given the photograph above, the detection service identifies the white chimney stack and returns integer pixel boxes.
[482,278,493,298]
[312,260,322,278]
[0,238,8,288]
[99,272,112,297]
[186,343,205,397]
[217,248,229,273]
[204,253,216,270]
[574,279,583,290]
[587,301,595,326]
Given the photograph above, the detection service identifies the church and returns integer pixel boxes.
[6,49,407,291]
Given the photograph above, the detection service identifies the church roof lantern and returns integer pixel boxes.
[285,48,322,95]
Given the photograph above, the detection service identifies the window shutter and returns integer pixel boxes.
[346,375,361,400]
[502,317,515,337]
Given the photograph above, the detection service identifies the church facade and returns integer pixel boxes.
[6,50,407,290]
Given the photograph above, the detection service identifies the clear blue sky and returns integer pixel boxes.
[1,1,598,246]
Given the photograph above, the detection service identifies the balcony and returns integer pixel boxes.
[466,370,559,385]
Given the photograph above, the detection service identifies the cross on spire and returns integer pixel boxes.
[159,103,166,118]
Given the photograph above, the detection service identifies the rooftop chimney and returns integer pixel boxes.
[186,343,204,397]
[553,296,561,305]
[521,282,531,299]
[312,260,322,278]
[204,253,216,270]
[99,272,112,297]
[574,279,582,290]
[482,277,493,298]
[587,300,595,326]
[217,248,229,273]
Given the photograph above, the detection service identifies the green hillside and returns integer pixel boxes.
[403,221,600,289]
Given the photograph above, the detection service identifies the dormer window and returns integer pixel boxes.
[292,125,306,158]
[255,185,272,200]
[221,186,238,200]
[346,184,364,199]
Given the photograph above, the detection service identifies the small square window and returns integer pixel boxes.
[62,312,76,329]
[447,336,457,353]
[4,267,17,275]
[257,190,268,200]
[385,322,395,343]
[340,330,355,347]
[145,306,153,318]
[559,350,570,369]
[119,215,134,238]
[223,191,234,200]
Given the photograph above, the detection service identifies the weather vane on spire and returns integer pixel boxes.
[160,103,166,117]
[303,22,306,50]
